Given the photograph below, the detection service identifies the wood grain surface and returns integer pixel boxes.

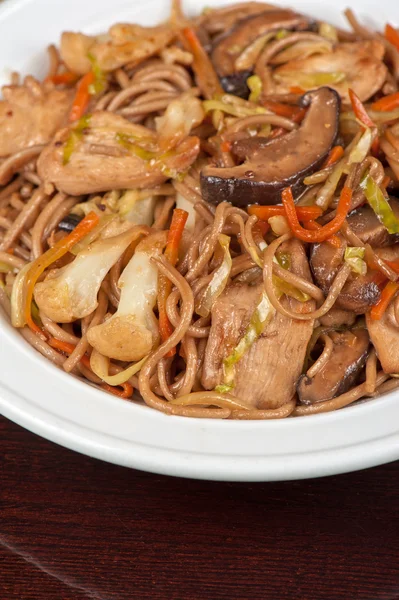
[0,415,398,600]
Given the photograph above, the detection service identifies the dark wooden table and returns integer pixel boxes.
[1,415,398,600]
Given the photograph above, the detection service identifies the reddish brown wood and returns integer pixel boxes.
[0,415,398,600]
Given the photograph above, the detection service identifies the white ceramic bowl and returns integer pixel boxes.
[1,0,399,481]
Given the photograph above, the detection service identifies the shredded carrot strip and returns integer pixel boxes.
[48,337,91,369]
[348,88,379,154]
[69,71,95,122]
[348,88,375,128]
[370,280,399,320]
[221,140,232,153]
[372,91,399,112]
[322,145,345,168]
[158,208,188,357]
[6,248,14,255]
[102,382,134,399]
[182,27,223,99]
[385,24,399,52]
[46,72,79,86]
[282,186,352,243]
[263,100,306,123]
[48,337,133,397]
[384,259,399,274]
[254,219,270,236]
[304,220,341,248]
[289,86,305,94]
[248,204,322,222]
[23,212,99,334]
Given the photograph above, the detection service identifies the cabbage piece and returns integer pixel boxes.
[361,174,399,234]
[196,234,232,318]
[34,227,143,323]
[344,246,367,276]
[87,232,166,361]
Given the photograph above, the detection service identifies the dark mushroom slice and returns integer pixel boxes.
[297,329,369,405]
[347,199,399,247]
[310,237,381,313]
[201,87,340,206]
[58,213,83,232]
[212,9,313,97]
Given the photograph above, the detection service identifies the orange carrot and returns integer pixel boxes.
[270,127,285,139]
[282,186,352,243]
[303,220,341,248]
[385,24,399,52]
[248,204,322,222]
[48,337,91,369]
[221,140,232,153]
[289,86,305,94]
[182,27,223,100]
[263,100,306,123]
[348,88,375,128]
[348,88,379,155]
[48,337,133,397]
[158,208,188,357]
[372,91,399,112]
[46,72,79,86]
[23,212,99,334]
[69,71,95,122]
[101,382,134,399]
[370,280,399,320]
[322,145,345,168]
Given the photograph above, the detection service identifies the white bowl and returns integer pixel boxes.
[1,0,399,481]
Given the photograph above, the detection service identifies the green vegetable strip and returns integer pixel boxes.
[216,292,275,392]
[196,235,232,318]
[361,173,399,234]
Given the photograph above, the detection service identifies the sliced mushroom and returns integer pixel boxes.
[347,200,399,247]
[297,329,369,404]
[201,87,339,206]
[212,9,313,97]
[310,238,381,313]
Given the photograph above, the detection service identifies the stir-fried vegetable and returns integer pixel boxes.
[322,145,344,168]
[385,24,399,52]
[13,212,99,336]
[87,52,106,95]
[372,92,399,112]
[90,349,148,386]
[196,234,232,318]
[344,247,367,276]
[262,100,306,122]
[34,226,145,323]
[46,71,79,86]
[248,205,322,221]
[216,291,275,392]
[247,75,262,103]
[348,88,376,129]
[282,186,352,243]
[63,114,92,164]
[319,22,338,42]
[87,231,165,362]
[158,209,188,357]
[69,72,95,122]
[360,174,399,234]
[181,27,223,100]
[370,280,399,320]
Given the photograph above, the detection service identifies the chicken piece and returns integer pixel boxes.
[202,239,315,409]
[37,111,200,196]
[367,306,399,374]
[61,23,176,74]
[0,77,73,157]
[297,329,369,404]
[272,41,387,102]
